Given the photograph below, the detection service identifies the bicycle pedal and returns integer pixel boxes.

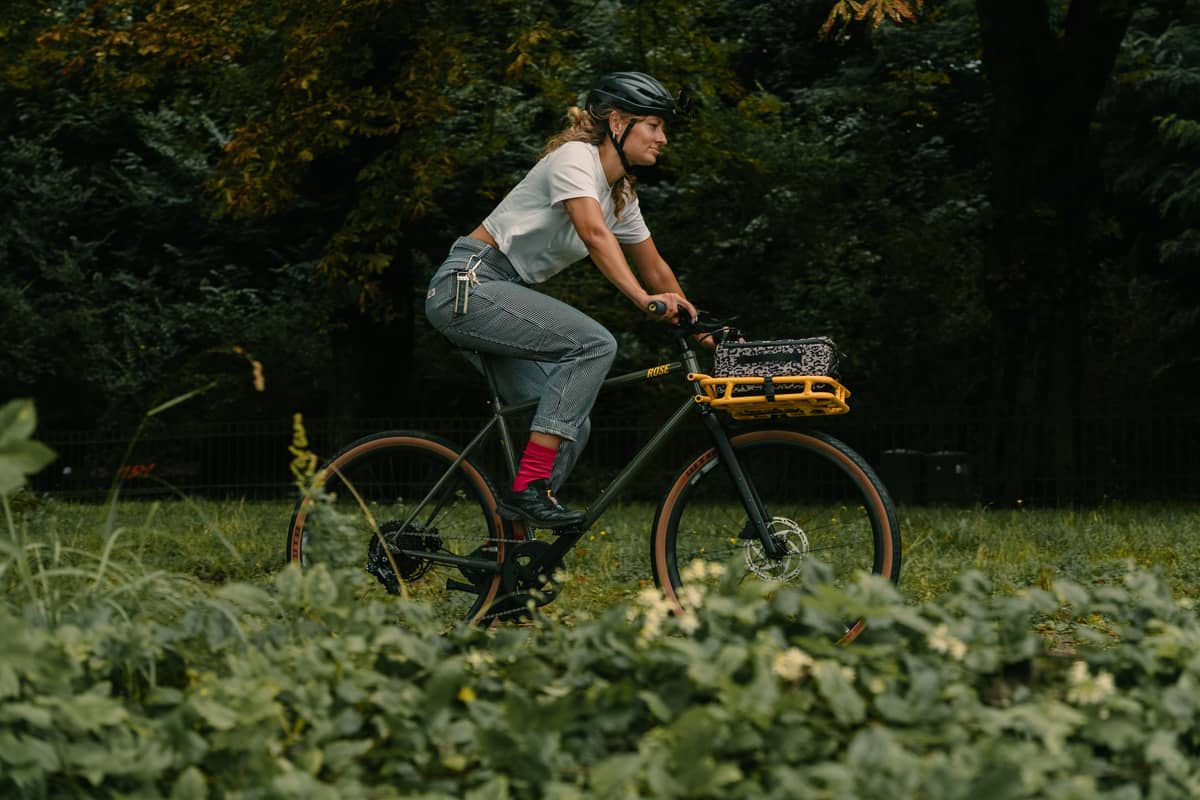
[495,508,585,531]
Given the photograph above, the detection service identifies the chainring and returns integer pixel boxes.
[744,516,809,582]
[502,540,563,608]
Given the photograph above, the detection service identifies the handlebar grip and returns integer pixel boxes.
[647,300,668,316]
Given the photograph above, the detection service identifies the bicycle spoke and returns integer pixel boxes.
[287,432,506,624]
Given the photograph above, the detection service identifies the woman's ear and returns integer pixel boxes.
[607,109,627,137]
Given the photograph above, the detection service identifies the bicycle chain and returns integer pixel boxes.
[368,515,532,546]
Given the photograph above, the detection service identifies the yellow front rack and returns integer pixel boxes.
[690,373,851,420]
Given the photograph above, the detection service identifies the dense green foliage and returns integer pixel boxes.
[0,401,56,495]
[0,7,332,428]
[1100,4,1200,396]
[8,399,1200,797]
[6,526,1200,797]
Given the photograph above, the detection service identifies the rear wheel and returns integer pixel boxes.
[286,431,513,624]
[650,429,900,643]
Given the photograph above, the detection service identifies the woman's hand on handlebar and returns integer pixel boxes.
[647,300,742,350]
[644,293,697,325]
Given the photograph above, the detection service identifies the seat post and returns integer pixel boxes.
[476,354,506,408]
[473,352,520,481]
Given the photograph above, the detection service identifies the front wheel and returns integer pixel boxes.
[650,429,900,643]
[286,431,513,624]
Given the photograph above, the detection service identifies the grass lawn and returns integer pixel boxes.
[896,503,1200,603]
[7,496,1200,620]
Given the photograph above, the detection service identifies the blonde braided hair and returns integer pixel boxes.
[542,106,637,221]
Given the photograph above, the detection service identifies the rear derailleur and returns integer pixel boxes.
[366,519,442,595]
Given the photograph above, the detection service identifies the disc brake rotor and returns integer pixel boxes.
[744,516,809,582]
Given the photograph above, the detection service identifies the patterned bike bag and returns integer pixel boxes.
[712,337,839,398]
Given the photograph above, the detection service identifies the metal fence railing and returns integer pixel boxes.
[33,410,1200,505]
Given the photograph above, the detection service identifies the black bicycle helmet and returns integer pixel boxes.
[586,72,676,175]
[586,71,677,119]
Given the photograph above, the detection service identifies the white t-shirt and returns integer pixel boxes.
[482,141,651,284]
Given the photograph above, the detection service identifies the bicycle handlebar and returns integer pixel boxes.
[646,300,739,345]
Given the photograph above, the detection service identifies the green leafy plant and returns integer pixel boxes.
[6,481,1200,799]
[0,399,55,499]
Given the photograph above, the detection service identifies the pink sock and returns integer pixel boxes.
[512,441,557,492]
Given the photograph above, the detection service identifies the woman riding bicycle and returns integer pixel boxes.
[425,71,698,530]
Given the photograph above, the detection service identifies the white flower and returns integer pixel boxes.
[628,584,707,641]
[637,586,670,612]
[773,647,815,682]
[630,587,673,642]
[927,624,968,661]
[680,558,727,583]
[1066,660,1116,705]
[639,613,663,641]
[678,584,704,610]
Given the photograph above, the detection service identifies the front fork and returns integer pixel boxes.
[676,334,784,561]
[696,409,785,559]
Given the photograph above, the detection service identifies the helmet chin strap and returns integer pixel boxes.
[608,119,639,176]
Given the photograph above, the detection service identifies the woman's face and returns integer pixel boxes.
[612,113,668,166]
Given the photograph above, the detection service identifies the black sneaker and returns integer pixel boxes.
[496,479,586,530]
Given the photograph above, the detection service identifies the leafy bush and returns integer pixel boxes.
[0,89,333,430]
[5,401,1200,797]
[3,535,1200,797]
[0,400,55,497]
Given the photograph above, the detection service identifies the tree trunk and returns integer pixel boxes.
[974,0,1136,500]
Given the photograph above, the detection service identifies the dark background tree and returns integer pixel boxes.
[2,0,1197,500]
[975,0,1137,497]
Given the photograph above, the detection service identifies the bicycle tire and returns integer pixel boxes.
[650,429,900,643]
[286,431,510,624]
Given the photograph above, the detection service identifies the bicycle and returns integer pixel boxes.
[286,312,901,643]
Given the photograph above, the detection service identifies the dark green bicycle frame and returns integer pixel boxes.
[392,341,783,576]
